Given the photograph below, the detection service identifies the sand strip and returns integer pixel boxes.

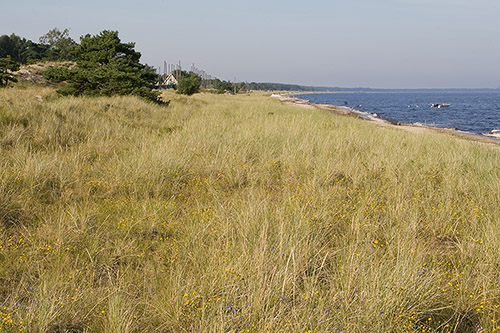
[271,93,500,147]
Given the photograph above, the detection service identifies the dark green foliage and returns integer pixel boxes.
[0,56,20,87]
[177,72,201,95]
[0,34,46,64]
[216,80,236,94]
[247,82,346,92]
[43,66,71,83]
[20,40,50,64]
[0,29,74,64]
[0,34,26,63]
[59,30,164,104]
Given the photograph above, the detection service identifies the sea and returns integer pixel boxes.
[293,91,500,137]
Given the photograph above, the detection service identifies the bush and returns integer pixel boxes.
[43,66,71,83]
[177,72,201,95]
[216,80,236,94]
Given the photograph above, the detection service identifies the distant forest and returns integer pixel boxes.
[246,82,353,92]
[246,82,324,91]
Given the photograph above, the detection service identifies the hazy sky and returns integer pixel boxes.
[2,0,500,88]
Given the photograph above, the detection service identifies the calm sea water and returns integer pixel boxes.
[294,92,500,135]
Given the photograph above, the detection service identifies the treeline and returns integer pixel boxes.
[246,82,347,92]
[0,28,75,64]
[213,81,341,94]
[247,82,313,91]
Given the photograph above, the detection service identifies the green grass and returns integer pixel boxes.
[1,86,500,332]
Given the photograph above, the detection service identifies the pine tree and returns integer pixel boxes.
[57,30,163,103]
[0,56,20,87]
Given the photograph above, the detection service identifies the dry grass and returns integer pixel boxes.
[1,86,500,332]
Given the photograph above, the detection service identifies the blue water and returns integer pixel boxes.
[294,92,500,135]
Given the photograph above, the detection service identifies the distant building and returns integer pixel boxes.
[162,73,178,88]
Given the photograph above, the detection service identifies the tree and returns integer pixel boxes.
[39,28,75,60]
[0,34,26,63]
[216,80,237,94]
[54,30,163,103]
[177,72,201,95]
[0,56,20,87]
[0,34,47,64]
[22,40,49,63]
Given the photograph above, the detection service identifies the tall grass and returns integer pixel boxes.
[1,87,500,332]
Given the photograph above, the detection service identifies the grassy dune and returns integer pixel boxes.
[1,87,500,332]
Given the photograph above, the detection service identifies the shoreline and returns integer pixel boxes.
[271,93,500,147]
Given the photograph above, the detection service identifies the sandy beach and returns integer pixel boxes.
[271,93,500,147]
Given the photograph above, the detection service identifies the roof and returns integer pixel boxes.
[163,73,178,86]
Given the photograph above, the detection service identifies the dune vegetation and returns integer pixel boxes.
[1,86,500,332]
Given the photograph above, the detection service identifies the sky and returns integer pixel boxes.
[2,0,500,89]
